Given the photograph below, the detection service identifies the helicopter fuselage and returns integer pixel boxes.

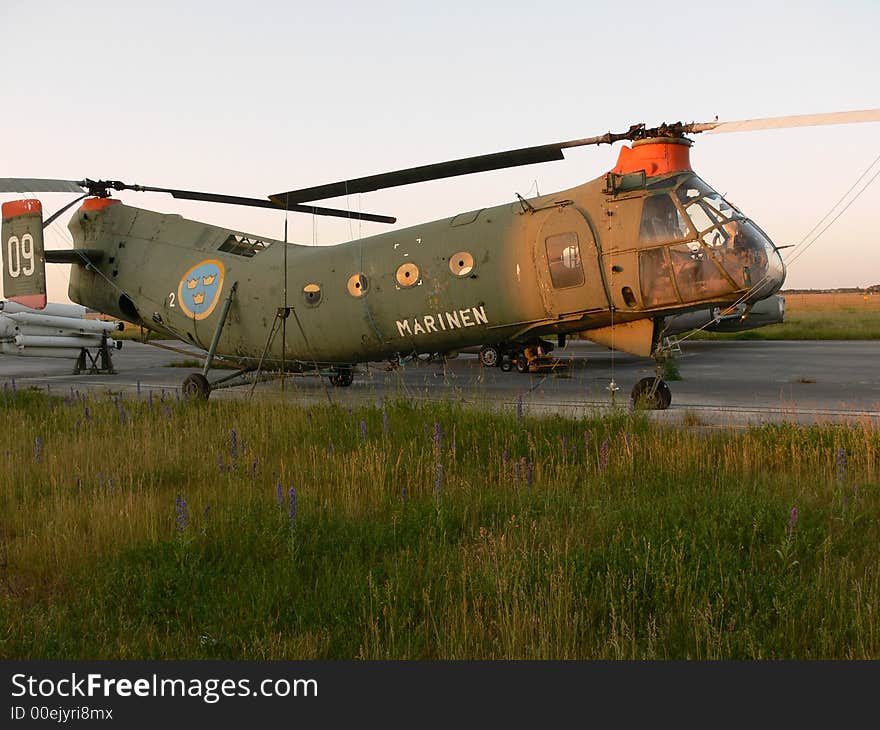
[65,139,785,368]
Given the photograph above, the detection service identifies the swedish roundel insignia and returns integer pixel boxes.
[178,259,225,320]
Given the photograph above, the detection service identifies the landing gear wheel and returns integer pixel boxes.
[630,377,671,410]
[479,345,500,368]
[515,355,530,374]
[182,373,211,401]
[500,358,513,372]
[329,369,354,387]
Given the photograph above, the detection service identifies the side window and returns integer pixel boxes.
[639,195,688,244]
[639,248,678,307]
[545,232,584,288]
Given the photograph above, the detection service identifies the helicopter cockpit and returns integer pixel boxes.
[638,175,785,308]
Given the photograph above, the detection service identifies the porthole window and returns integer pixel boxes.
[303,283,322,306]
[346,273,368,297]
[449,251,474,276]
[395,262,420,287]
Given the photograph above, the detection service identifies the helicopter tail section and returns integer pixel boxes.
[2,199,47,310]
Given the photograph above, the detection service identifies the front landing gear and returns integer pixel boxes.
[630,377,671,410]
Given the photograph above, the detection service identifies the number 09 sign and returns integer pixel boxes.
[1,199,47,310]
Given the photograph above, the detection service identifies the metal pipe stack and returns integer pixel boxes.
[0,300,123,359]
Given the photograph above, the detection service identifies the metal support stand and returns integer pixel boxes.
[73,335,117,375]
[202,281,238,378]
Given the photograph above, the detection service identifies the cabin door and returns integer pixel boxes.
[533,205,608,317]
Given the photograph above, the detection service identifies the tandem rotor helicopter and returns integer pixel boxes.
[2,109,878,407]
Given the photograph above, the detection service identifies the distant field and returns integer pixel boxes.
[1,390,877,659]
[691,291,880,340]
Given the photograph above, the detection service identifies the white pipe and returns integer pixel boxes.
[5,312,122,334]
[14,334,105,349]
[0,301,88,318]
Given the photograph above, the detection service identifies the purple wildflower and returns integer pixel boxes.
[34,436,42,462]
[433,422,442,451]
[203,505,211,521]
[599,439,610,473]
[434,462,443,496]
[230,429,238,459]
[276,481,283,505]
[11,378,16,400]
[360,419,368,440]
[836,447,846,484]
[251,458,258,477]
[402,486,408,501]
[327,441,334,454]
[787,506,798,537]
[288,487,297,528]
[175,495,188,533]
[84,405,90,421]
[526,461,534,487]
[516,394,523,423]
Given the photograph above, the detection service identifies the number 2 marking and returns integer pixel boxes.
[168,292,176,307]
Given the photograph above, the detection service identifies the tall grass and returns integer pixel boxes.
[0,386,877,659]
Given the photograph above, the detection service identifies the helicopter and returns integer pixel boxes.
[2,109,878,408]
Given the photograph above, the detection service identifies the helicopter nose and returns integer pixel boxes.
[729,219,785,303]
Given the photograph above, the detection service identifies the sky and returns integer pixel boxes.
[1,0,878,303]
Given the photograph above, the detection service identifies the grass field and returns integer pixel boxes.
[692,291,880,340]
[1,388,878,659]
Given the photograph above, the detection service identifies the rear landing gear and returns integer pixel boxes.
[479,345,500,367]
[182,373,211,401]
[630,377,671,410]
[329,368,354,387]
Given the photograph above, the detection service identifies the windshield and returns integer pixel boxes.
[638,176,785,306]
[677,176,783,300]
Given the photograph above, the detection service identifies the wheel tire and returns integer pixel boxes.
[630,377,672,410]
[500,358,513,372]
[479,345,500,368]
[329,369,354,387]
[182,373,211,401]
[515,356,530,374]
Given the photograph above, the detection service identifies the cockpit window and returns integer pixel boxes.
[676,176,741,226]
[218,234,269,257]
[639,194,689,244]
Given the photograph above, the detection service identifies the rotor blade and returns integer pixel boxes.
[695,109,880,135]
[0,178,85,194]
[269,131,633,205]
[141,187,396,224]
